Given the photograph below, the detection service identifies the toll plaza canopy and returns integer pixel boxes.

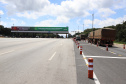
[11,26,69,34]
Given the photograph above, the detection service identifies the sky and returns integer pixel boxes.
[0,0,126,35]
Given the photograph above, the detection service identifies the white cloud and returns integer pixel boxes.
[2,0,123,19]
[113,0,126,9]
[35,19,55,26]
[56,16,69,23]
[21,21,25,25]
[4,0,50,15]
[10,18,16,24]
[84,15,126,28]
[0,10,4,15]
[17,12,39,19]
[70,30,83,35]
[35,16,70,26]
[76,19,81,25]
[84,19,92,28]
[0,0,7,4]
[10,18,26,26]
[1,21,7,26]
[1,0,126,28]
[11,18,16,21]
[97,8,116,18]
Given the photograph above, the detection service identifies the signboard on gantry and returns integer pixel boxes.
[11,26,69,34]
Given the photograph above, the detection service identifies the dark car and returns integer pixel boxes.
[76,37,81,41]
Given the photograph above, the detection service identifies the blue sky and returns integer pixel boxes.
[0,0,126,35]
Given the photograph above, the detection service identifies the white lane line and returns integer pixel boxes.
[0,50,15,55]
[113,53,116,54]
[100,48,105,50]
[80,44,90,45]
[48,52,56,61]
[85,56,126,59]
[82,53,100,84]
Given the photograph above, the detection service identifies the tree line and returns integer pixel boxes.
[74,21,126,43]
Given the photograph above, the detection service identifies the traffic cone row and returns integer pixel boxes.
[73,38,94,79]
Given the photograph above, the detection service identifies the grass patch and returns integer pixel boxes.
[114,41,126,44]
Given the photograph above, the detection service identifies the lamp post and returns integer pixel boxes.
[92,13,94,29]
[92,13,94,41]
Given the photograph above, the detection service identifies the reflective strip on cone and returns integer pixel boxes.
[88,62,93,65]
[123,44,125,49]
[106,44,108,51]
[88,58,93,79]
[80,46,82,55]
[88,67,93,70]
[78,43,79,48]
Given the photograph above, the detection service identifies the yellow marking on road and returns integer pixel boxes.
[84,57,86,59]
[0,50,15,56]
[118,55,122,56]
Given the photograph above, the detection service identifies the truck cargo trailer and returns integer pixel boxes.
[88,28,116,46]
[88,31,94,43]
[79,34,86,40]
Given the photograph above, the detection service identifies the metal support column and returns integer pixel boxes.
[66,34,67,38]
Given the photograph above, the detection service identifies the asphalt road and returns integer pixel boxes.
[75,40,126,84]
[1,38,126,84]
[0,38,76,84]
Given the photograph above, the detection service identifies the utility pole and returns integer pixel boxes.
[92,13,94,40]
[92,13,94,29]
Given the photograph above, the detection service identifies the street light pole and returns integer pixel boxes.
[92,13,94,40]
[92,13,94,29]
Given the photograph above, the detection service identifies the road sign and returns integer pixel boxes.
[11,26,68,31]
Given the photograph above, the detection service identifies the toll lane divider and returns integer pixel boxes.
[80,46,82,55]
[73,40,100,84]
[82,52,100,84]
[123,44,125,49]
[88,58,93,79]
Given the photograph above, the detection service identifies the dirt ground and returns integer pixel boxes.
[113,43,125,49]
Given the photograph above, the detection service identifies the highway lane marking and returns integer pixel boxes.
[99,47,117,55]
[80,44,90,45]
[84,57,86,59]
[48,52,56,61]
[109,51,116,54]
[0,50,15,55]
[100,48,105,50]
[118,55,122,56]
[85,56,126,59]
[82,52,100,84]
